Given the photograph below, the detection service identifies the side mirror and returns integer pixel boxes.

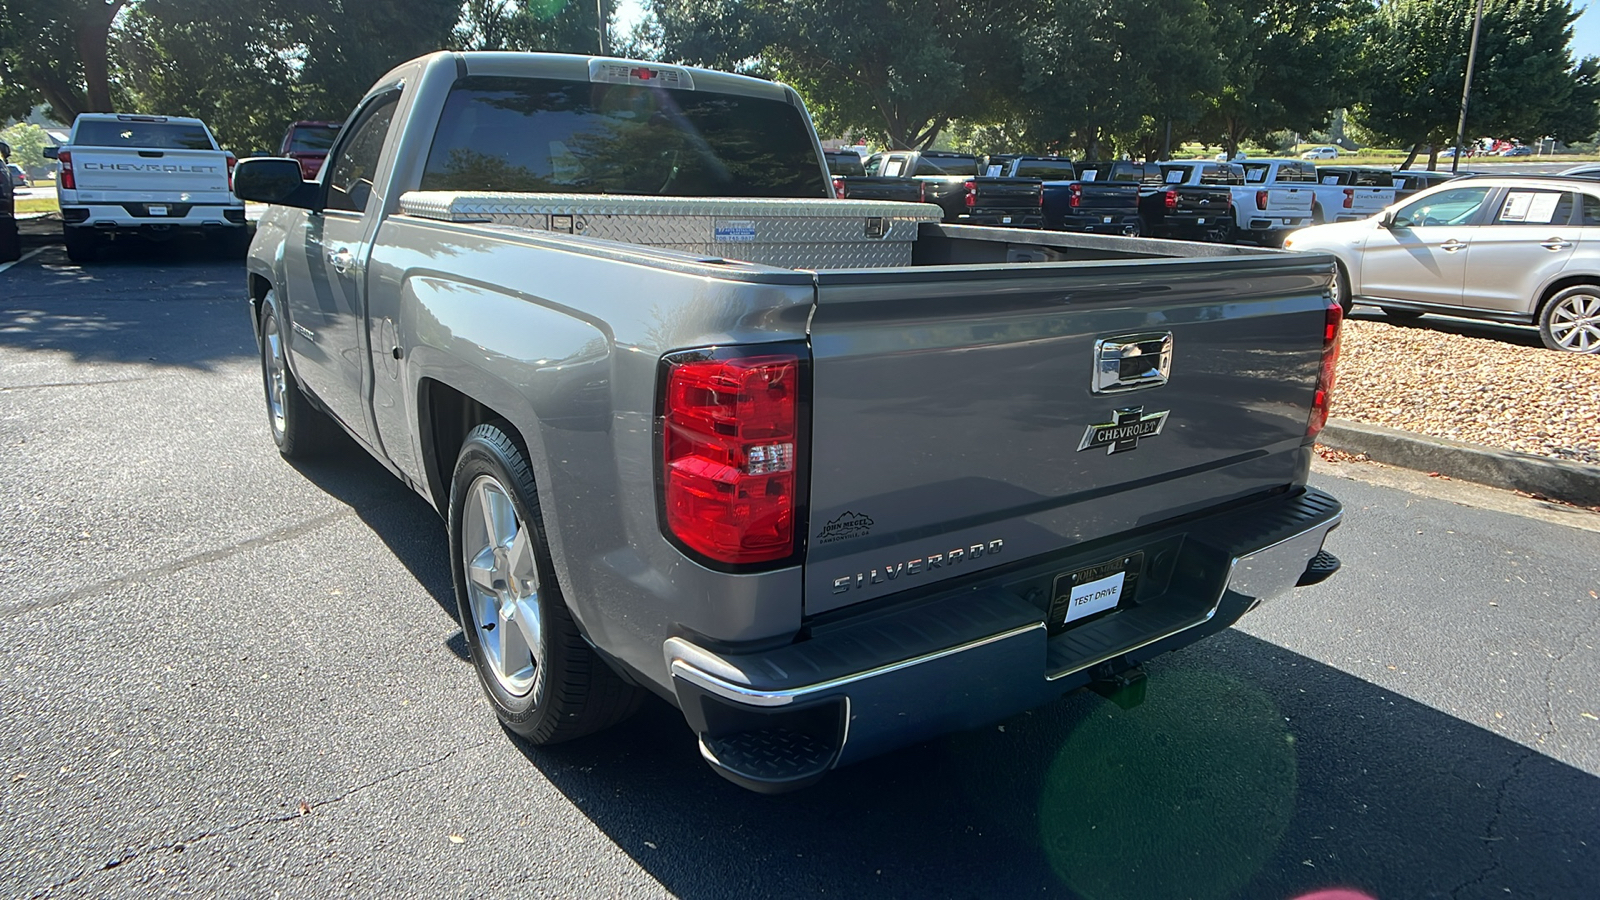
[43,147,58,160]
[233,157,320,208]
[1379,210,1398,229]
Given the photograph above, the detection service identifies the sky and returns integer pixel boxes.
[615,0,1600,60]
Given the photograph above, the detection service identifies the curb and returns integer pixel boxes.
[1318,419,1600,508]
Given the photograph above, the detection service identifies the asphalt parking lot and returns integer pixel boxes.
[2,239,1598,899]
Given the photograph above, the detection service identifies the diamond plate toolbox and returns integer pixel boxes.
[398,192,943,269]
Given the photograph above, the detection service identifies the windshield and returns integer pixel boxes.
[72,119,215,150]
[420,76,828,198]
[287,125,340,153]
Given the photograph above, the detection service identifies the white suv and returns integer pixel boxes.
[1300,146,1339,160]
[1284,175,1600,352]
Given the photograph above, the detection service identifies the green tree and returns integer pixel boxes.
[1200,0,1368,159]
[454,0,613,54]
[0,122,50,172]
[648,0,1040,149]
[0,0,129,121]
[1354,0,1600,168]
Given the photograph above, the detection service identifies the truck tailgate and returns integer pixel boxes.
[804,255,1331,614]
[69,148,232,200]
[970,178,1043,210]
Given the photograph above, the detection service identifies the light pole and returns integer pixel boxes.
[1451,0,1486,174]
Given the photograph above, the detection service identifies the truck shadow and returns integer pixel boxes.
[270,437,1599,900]
[283,446,458,625]
[510,630,1599,900]
[0,244,254,370]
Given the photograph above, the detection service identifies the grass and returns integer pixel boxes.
[14,195,59,214]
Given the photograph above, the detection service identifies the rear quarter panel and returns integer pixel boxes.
[366,216,818,688]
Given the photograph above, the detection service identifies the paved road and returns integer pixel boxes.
[2,244,1597,900]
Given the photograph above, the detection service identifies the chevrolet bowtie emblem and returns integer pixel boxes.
[1078,406,1169,454]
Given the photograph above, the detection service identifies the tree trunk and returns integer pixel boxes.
[1161,119,1172,160]
[74,0,127,112]
[1426,145,1440,171]
[1399,143,1421,170]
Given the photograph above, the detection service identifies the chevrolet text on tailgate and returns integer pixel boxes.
[235,51,1346,793]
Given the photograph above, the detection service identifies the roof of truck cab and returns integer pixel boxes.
[443,52,800,103]
[72,113,209,126]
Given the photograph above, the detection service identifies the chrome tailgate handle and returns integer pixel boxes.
[1093,332,1173,394]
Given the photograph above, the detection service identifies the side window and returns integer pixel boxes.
[324,92,400,213]
[1581,194,1600,226]
[1391,186,1493,227]
[1490,190,1575,226]
[863,155,882,177]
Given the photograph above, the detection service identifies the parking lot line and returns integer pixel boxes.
[0,246,45,275]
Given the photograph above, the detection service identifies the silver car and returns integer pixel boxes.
[1283,176,1600,353]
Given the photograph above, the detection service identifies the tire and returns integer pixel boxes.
[63,227,99,264]
[1381,307,1424,322]
[0,218,19,263]
[449,423,642,745]
[1538,285,1600,353]
[1331,261,1352,315]
[258,289,341,456]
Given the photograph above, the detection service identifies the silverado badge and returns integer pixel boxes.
[1078,406,1169,455]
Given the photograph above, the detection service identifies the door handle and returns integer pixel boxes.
[1540,238,1572,251]
[327,247,357,275]
[1440,239,1465,252]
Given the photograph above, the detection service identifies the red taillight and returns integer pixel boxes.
[1307,301,1342,438]
[661,352,800,565]
[1163,189,1178,209]
[964,180,976,208]
[1342,188,1354,209]
[58,150,74,190]
[226,152,237,192]
[1255,189,1268,210]
[1069,183,1083,208]
[832,177,846,200]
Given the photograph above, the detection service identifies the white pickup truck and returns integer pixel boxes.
[1159,159,1312,245]
[45,113,246,262]
[1306,165,1397,225]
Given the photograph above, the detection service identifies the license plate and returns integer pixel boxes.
[149,205,168,216]
[1196,217,1205,225]
[1048,552,1144,631]
[1103,216,1113,223]
[1002,216,1012,224]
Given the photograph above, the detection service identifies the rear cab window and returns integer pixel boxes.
[72,119,216,150]
[1008,159,1076,179]
[913,154,981,177]
[420,76,829,198]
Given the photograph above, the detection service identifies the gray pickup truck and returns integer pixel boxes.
[235,51,1345,793]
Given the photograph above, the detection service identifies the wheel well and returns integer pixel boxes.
[1537,276,1600,318]
[418,379,524,516]
[247,273,271,325]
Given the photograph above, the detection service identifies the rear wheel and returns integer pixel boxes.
[1538,285,1600,353]
[1330,262,1352,315]
[258,289,341,456]
[0,218,18,262]
[449,423,642,744]
[63,227,99,264]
